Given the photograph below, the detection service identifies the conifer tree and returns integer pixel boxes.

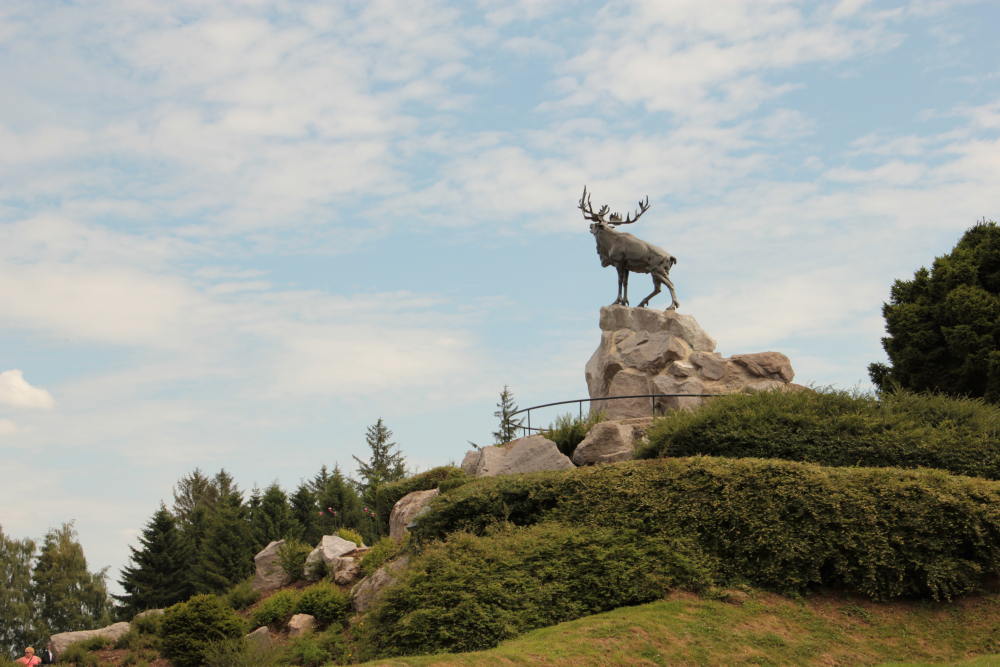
[353,418,406,509]
[1,525,42,657]
[193,491,254,594]
[315,466,363,536]
[115,506,193,616]
[249,483,294,551]
[493,385,524,444]
[32,523,110,635]
[288,483,320,546]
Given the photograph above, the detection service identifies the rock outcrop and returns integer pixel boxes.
[352,556,410,614]
[389,489,439,541]
[460,435,574,479]
[587,305,796,419]
[50,623,131,660]
[253,540,293,591]
[288,614,315,638]
[246,626,271,650]
[333,556,361,585]
[305,535,358,580]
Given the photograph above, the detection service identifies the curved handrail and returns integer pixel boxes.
[508,393,718,435]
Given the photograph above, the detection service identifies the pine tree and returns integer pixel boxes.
[32,523,110,635]
[249,483,294,551]
[114,506,193,616]
[287,483,320,546]
[493,385,524,444]
[171,468,218,527]
[315,466,363,536]
[352,419,407,510]
[0,525,42,658]
[193,491,255,594]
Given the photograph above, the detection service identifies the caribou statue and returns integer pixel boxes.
[579,186,679,311]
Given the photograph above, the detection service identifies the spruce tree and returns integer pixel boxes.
[193,491,255,594]
[32,523,110,635]
[115,506,192,616]
[249,483,294,551]
[315,466,363,535]
[353,419,406,509]
[1,525,42,657]
[493,385,524,444]
[288,483,320,546]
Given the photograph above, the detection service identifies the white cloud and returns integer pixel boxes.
[0,370,55,409]
[0,419,17,435]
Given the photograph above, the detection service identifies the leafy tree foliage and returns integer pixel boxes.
[493,385,524,444]
[115,506,193,617]
[0,525,42,658]
[353,419,406,510]
[870,220,1000,401]
[32,523,110,635]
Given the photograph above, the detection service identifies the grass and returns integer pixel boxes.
[356,588,1000,666]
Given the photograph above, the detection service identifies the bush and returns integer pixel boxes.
[637,387,1000,480]
[541,411,607,457]
[132,611,162,635]
[360,536,406,578]
[336,528,364,548]
[417,457,1000,601]
[248,589,300,629]
[292,582,350,625]
[203,638,274,667]
[374,466,467,534]
[57,644,90,666]
[77,637,113,651]
[284,627,349,667]
[224,578,261,611]
[277,540,313,582]
[158,594,247,667]
[358,521,712,658]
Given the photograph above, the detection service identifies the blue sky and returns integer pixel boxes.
[2,0,999,592]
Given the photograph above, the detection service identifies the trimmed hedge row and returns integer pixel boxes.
[374,466,467,534]
[636,388,1000,479]
[417,457,1000,600]
[359,521,713,658]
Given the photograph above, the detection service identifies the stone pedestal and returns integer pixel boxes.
[586,306,796,419]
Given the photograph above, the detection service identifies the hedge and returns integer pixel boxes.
[374,466,467,534]
[417,458,1000,601]
[636,388,1000,479]
[358,521,713,658]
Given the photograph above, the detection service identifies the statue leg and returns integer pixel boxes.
[636,276,661,308]
[657,270,680,311]
[621,270,630,306]
[612,266,627,306]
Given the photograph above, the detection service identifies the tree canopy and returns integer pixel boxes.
[870,220,1000,401]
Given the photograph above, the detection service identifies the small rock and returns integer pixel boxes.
[333,557,361,585]
[288,614,315,638]
[253,540,293,592]
[666,360,696,377]
[572,422,635,466]
[304,535,357,581]
[731,352,795,383]
[352,556,410,614]
[690,351,728,381]
[389,489,439,541]
[246,626,270,650]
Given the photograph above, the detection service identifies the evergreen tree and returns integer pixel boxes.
[171,468,217,527]
[493,385,524,444]
[249,483,294,551]
[193,490,255,594]
[352,419,406,509]
[287,483,320,546]
[315,466,363,536]
[114,506,193,617]
[870,219,1000,401]
[0,525,42,658]
[32,522,110,635]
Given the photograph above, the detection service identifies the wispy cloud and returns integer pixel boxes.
[0,370,55,409]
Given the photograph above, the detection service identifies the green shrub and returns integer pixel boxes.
[203,638,274,667]
[541,411,607,457]
[224,578,261,610]
[77,637,113,651]
[283,627,348,667]
[248,589,300,629]
[132,611,162,635]
[292,582,350,625]
[358,521,712,658]
[360,535,407,578]
[158,594,247,667]
[336,528,364,547]
[417,457,1000,601]
[112,629,154,652]
[277,540,313,582]
[637,387,1000,479]
[438,476,470,493]
[58,643,89,666]
[374,466,466,534]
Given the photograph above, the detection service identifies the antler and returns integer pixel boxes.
[610,196,650,226]
[578,186,609,222]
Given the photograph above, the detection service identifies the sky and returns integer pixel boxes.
[1,0,999,594]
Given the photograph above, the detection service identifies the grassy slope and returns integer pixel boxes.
[360,589,1000,667]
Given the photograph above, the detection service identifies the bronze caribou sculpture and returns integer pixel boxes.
[579,186,679,311]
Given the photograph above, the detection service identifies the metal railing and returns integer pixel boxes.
[509,393,719,437]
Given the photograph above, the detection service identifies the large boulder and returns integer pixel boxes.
[460,449,480,475]
[288,614,315,638]
[572,422,635,466]
[352,556,410,614]
[50,623,131,660]
[490,435,574,476]
[246,626,270,650]
[474,445,509,476]
[253,540,293,591]
[389,489,439,541]
[304,535,358,581]
[333,556,361,585]
[587,305,796,419]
